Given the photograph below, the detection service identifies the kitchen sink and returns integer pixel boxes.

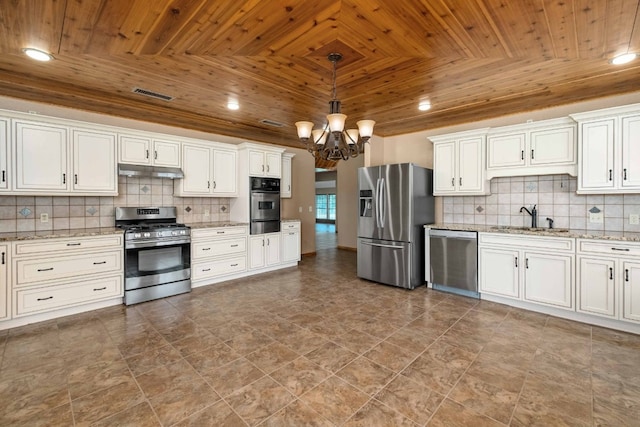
[490,226,569,233]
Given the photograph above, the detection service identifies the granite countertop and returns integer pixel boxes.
[424,223,640,242]
[188,222,249,229]
[0,227,124,242]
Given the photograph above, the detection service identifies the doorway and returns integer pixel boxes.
[315,169,338,250]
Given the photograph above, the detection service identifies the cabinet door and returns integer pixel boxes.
[487,133,526,169]
[579,120,615,190]
[577,256,615,318]
[249,150,265,176]
[249,236,266,269]
[479,247,520,298]
[266,233,281,266]
[0,118,8,191]
[524,252,573,308]
[458,137,483,192]
[433,142,456,194]
[623,261,640,322]
[152,139,181,167]
[530,125,575,166]
[119,135,151,165]
[212,149,237,196]
[0,245,7,320]
[621,115,640,189]
[265,152,281,178]
[181,144,212,194]
[73,129,117,193]
[281,155,292,198]
[282,231,300,262]
[15,121,69,191]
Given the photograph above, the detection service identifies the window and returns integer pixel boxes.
[316,194,336,221]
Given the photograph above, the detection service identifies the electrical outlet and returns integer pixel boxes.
[204,209,210,217]
[309,206,313,213]
[298,206,302,213]
[630,214,640,225]
[589,212,603,223]
[40,213,48,223]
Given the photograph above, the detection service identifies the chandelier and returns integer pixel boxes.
[295,53,375,161]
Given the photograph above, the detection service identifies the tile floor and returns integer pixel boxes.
[1,248,639,426]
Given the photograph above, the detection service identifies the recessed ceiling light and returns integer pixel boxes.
[610,53,637,65]
[22,48,53,62]
[418,101,431,111]
[227,101,240,110]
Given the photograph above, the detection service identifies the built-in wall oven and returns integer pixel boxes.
[116,207,191,305]
[250,177,281,234]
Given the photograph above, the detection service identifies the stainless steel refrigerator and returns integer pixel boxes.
[357,163,435,289]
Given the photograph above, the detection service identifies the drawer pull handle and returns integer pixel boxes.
[515,256,518,268]
[37,296,53,301]
[609,169,613,181]
[289,232,295,235]
[624,168,628,180]
[531,149,534,160]
[37,267,54,272]
[611,248,630,252]
[521,150,524,160]
[525,258,529,269]
[202,247,211,251]
[66,243,81,246]
[1,252,4,265]
[216,231,225,234]
[231,263,238,267]
[230,244,239,247]
[93,287,107,291]
[202,268,211,272]
[626,269,630,282]
[609,267,613,280]
[93,261,107,265]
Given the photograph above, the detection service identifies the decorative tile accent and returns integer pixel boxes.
[221,205,227,212]
[86,206,98,216]
[476,206,484,213]
[525,182,538,192]
[141,185,150,194]
[589,206,601,213]
[18,207,32,217]
[185,206,192,213]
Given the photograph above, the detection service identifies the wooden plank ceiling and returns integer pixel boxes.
[0,0,639,148]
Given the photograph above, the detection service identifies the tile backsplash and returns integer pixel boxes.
[0,176,230,233]
[442,175,640,233]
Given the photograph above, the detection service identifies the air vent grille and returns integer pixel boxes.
[132,87,174,101]
[260,119,285,128]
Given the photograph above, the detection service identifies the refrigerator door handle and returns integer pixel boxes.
[379,178,386,228]
[375,178,382,228]
[360,241,404,249]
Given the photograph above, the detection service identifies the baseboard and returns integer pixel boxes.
[337,245,357,252]
[302,251,317,257]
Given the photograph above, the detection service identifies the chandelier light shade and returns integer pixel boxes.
[295,53,375,161]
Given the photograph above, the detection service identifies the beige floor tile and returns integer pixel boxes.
[245,342,299,374]
[90,401,160,427]
[184,341,242,374]
[71,377,144,426]
[67,359,133,400]
[135,359,203,399]
[449,373,519,424]
[332,328,382,354]
[336,356,395,395]
[363,340,420,372]
[374,375,444,425]
[428,398,505,427]
[261,399,333,426]
[343,399,419,426]
[305,341,358,373]
[125,343,184,376]
[173,399,246,426]
[202,357,265,397]
[226,376,295,426]
[269,356,331,397]
[148,379,219,426]
[299,376,370,425]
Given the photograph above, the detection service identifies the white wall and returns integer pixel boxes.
[336,154,364,249]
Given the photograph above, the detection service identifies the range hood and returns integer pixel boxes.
[118,163,184,179]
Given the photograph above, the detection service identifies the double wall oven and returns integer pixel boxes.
[250,177,281,234]
[116,207,191,305]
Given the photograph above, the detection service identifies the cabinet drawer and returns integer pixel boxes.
[14,235,123,256]
[15,275,122,316]
[282,222,301,231]
[479,233,574,252]
[578,239,640,256]
[192,226,247,239]
[193,237,246,259]
[192,256,246,280]
[15,250,122,286]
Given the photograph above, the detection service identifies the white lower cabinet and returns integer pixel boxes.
[0,245,8,321]
[10,234,124,319]
[479,233,575,310]
[249,233,281,270]
[191,226,248,283]
[577,239,640,323]
[281,221,301,263]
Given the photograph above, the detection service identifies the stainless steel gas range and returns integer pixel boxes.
[115,207,191,305]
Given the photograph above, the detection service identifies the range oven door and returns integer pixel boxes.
[124,239,191,291]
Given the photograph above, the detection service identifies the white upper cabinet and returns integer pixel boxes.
[72,129,117,193]
[249,149,281,178]
[571,104,640,194]
[281,153,294,198]
[15,120,70,192]
[486,118,576,178]
[118,134,181,167]
[0,118,8,191]
[175,142,237,197]
[430,129,489,196]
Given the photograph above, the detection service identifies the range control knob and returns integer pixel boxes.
[134,233,141,238]
[171,231,178,236]
[180,230,186,235]
[143,232,151,238]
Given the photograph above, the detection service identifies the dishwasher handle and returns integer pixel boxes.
[429,229,477,240]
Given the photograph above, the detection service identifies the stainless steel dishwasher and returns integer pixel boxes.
[428,229,479,298]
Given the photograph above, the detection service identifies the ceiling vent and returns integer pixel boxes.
[260,119,285,127]
[132,87,174,101]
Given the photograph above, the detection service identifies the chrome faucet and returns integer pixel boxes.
[519,205,538,228]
